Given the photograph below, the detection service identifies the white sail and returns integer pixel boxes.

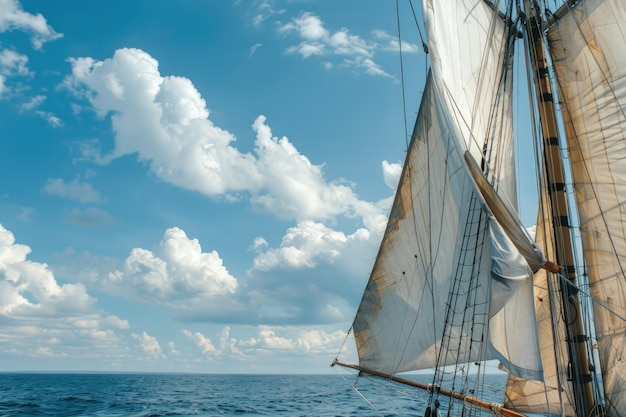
[336,1,626,416]
[352,73,542,380]
[425,0,517,204]
[352,0,546,381]
[547,0,626,414]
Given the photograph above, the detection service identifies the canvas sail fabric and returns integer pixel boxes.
[548,0,626,414]
[424,0,517,205]
[504,190,576,415]
[352,73,543,381]
[426,0,545,269]
[352,0,545,381]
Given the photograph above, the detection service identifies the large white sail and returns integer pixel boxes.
[425,0,517,204]
[547,0,626,414]
[352,73,542,380]
[352,0,545,381]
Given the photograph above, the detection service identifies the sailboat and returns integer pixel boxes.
[332,0,625,416]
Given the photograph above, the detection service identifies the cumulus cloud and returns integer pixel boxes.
[0,224,94,317]
[242,326,294,350]
[65,47,387,227]
[66,49,262,194]
[132,332,162,359]
[382,160,402,190]
[0,224,129,358]
[62,48,399,324]
[246,220,381,324]
[251,116,363,221]
[43,178,102,203]
[182,329,217,356]
[107,228,239,310]
[0,0,63,50]
[66,221,375,325]
[251,220,363,271]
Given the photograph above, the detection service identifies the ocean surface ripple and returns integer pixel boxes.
[0,373,506,416]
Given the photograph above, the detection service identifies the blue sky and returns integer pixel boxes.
[0,0,437,373]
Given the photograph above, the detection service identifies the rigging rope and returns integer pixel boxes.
[395,0,410,150]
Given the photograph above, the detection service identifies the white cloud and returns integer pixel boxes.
[167,341,179,355]
[0,224,94,317]
[251,115,363,221]
[252,1,285,27]
[43,178,102,203]
[382,160,402,189]
[66,48,263,194]
[0,49,30,76]
[249,43,262,56]
[278,12,396,77]
[181,329,217,356]
[279,13,328,42]
[107,227,238,308]
[0,49,30,97]
[251,220,355,270]
[234,326,350,362]
[20,94,45,111]
[246,220,379,323]
[0,0,63,50]
[62,48,400,325]
[295,328,346,353]
[184,326,347,358]
[34,110,63,127]
[18,95,62,126]
[372,29,420,53]
[65,48,387,227]
[132,332,162,359]
[0,224,130,359]
[243,326,294,350]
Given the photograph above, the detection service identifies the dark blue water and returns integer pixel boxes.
[0,373,507,416]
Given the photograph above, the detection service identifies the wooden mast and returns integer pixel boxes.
[522,2,596,416]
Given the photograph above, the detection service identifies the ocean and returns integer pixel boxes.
[0,373,508,416]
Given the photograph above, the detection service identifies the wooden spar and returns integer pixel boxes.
[331,360,528,417]
[541,260,559,273]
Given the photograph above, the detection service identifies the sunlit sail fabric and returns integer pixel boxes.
[352,73,542,380]
[504,190,576,415]
[425,0,517,205]
[352,0,544,380]
[426,0,544,267]
[548,0,626,414]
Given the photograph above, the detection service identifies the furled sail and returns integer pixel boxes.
[352,0,544,381]
[547,0,626,414]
